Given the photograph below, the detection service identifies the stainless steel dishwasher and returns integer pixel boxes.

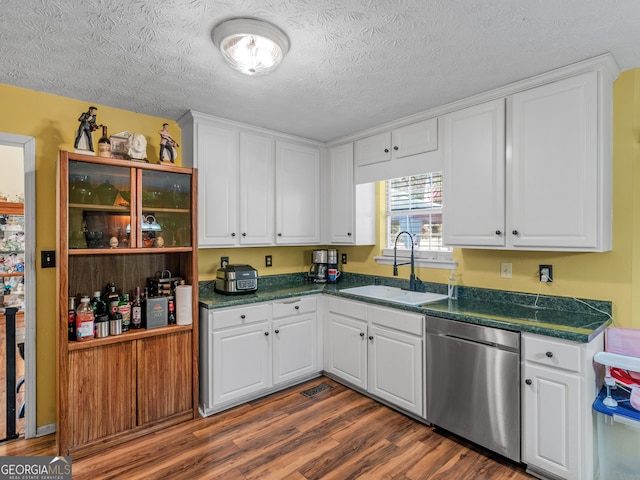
[426,316,521,462]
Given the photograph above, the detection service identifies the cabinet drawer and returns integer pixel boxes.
[368,305,424,336]
[272,296,317,319]
[523,333,581,373]
[327,297,367,320]
[211,303,271,330]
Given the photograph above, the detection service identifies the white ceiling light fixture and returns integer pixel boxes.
[212,18,290,76]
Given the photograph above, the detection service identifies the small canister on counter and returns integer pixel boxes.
[109,312,123,336]
[95,314,110,338]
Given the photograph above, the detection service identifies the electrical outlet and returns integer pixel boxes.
[41,250,56,268]
[221,256,229,268]
[265,255,272,267]
[341,253,347,264]
[500,262,512,279]
[539,264,553,282]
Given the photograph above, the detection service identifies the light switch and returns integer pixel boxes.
[42,250,56,268]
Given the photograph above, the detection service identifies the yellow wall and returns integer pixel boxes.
[0,84,183,428]
[2,68,638,430]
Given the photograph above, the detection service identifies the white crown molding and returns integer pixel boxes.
[327,53,620,147]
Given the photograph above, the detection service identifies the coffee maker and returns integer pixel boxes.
[308,249,341,283]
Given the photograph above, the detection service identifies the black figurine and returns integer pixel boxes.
[74,106,99,152]
[158,123,178,163]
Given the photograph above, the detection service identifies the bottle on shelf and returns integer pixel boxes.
[75,296,95,342]
[68,297,76,341]
[142,287,149,326]
[91,291,107,316]
[131,286,142,330]
[168,296,176,325]
[91,291,109,338]
[104,282,119,315]
[119,293,131,332]
[98,125,111,158]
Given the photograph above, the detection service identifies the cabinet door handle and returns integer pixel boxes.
[360,332,365,337]
[274,329,280,334]
[277,233,282,237]
[242,233,246,237]
[393,146,399,151]
[294,305,299,310]
[368,335,374,340]
[545,351,553,358]
[347,232,352,236]
[264,331,269,336]
[525,379,532,385]
[384,148,389,153]
[231,232,236,237]
[495,230,502,236]
[240,314,246,319]
[512,230,519,236]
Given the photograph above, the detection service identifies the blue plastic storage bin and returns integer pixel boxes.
[593,387,640,480]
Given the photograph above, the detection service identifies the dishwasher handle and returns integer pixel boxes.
[426,316,519,352]
[436,331,502,349]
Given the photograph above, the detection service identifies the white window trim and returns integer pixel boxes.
[375,249,457,270]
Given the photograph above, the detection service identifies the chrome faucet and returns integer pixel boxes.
[393,231,419,291]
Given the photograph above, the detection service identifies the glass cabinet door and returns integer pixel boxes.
[140,170,192,248]
[68,161,132,249]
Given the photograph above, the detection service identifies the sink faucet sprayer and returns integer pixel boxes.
[448,266,458,299]
[393,231,419,291]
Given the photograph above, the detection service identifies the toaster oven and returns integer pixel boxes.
[214,264,258,295]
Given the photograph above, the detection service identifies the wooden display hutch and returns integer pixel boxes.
[56,151,198,457]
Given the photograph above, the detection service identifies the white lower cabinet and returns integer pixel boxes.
[272,297,318,385]
[212,319,271,406]
[200,296,319,415]
[522,332,603,480]
[326,299,368,389]
[325,297,424,417]
[368,323,423,415]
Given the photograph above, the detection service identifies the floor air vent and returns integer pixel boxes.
[301,383,332,398]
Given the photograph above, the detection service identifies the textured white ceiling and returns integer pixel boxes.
[2,0,639,142]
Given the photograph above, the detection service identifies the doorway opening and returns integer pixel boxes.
[0,134,36,441]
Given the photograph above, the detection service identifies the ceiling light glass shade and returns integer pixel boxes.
[212,18,290,76]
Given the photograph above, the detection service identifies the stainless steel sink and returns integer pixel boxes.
[339,285,448,306]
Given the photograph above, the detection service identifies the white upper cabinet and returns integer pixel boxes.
[444,69,613,251]
[392,119,439,159]
[188,123,274,247]
[443,99,506,247]
[327,143,375,245]
[354,131,390,167]
[509,72,604,250]
[354,117,438,167]
[179,111,323,247]
[239,132,274,245]
[275,141,321,244]
[193,121,239,247]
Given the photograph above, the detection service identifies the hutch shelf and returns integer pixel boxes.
[56,150,198,457]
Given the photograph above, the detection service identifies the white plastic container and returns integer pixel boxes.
[593,389,640,480]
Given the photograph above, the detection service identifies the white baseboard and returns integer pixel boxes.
[36,423,56,437]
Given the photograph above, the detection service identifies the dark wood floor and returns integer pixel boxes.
[0,377,534,479]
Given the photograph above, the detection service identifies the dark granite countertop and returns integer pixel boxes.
[199,273,612,343]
